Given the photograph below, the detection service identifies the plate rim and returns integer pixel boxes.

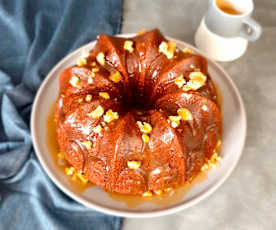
[31,33,247,218]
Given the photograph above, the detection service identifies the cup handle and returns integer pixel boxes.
[240,17,262,41]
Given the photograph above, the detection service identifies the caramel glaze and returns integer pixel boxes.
[55,29,222,196]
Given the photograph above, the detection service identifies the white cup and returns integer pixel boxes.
[194,0,262,62]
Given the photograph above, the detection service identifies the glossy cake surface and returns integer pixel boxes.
[55,29,222,196]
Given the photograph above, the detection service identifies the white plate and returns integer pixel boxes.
[31,34,247,218]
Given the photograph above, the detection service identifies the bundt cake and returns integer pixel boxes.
[55,29,222,196]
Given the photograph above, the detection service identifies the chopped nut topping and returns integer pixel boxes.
[82,140,92,150]
[138,29,147,35]
[189,71,206,81]
[88,105,104,118]
[96,52,105,65]
[212,153,221,163]
[202,105,208,111]
[76,172,88,183]
[88,77,94,84]
[182,85,192,92]
[164,187,173,193]
[187,71,207,90]
[171,121,179,128]
[65,167,75,176]
[92,67,99,72]
[65,166,88,183]
[169,116,182,122]
[99,92,110,99]
[103,109,119,123]
[109,71,122,83]
[93,124,102,133]
[137,121,152,134]
[77,57,87,66]
[90,72,96,78]
[142,133,149,143]
[183,47,194,54]
[91,61,97,67]
[159,41,176,59]
[201,164,209,171]
[169,115,182,128]
[127,160,141,169]
[177,108,193,121]
[78,98,83,103]
[85,94,92,102]
[186,83,198,91]
[154,190,163,195]
[174,74,186,88]
[142,191,153,197]
[182,72,207,92]
[124,40,134,53]
[201,152,221,171]
[57,153,65,159]
[69,76,80,87]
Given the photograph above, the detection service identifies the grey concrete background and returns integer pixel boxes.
[121,0,276,229]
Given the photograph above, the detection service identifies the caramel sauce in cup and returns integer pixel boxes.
[216,0,242,15]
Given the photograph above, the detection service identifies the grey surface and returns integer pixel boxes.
[122,0,276,229]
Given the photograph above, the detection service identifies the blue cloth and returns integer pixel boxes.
[0,0,123,229]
